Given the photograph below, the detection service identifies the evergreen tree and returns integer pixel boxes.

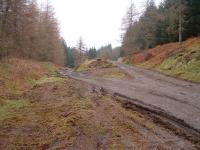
[185,0,200,37]
[63,40,74,68]
[88,48,97,59]
[121,0,200,54]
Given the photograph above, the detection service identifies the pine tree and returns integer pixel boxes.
[63,40,74,68]
[185,0,200,37]
[88,48,97,59]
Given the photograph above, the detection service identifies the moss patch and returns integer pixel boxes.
[75,60,94,72]
[35,77,65,85]
[158,43,200,82]
[41,62,58,74]
[136,39,200,83]
[0,98,30,121]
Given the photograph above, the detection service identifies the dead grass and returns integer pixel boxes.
[0,57,58,98]
[131,38,200,82]
[0,57,196,149]
[133,38,198,66]
[76,59,114,72]
[76,59,131,79]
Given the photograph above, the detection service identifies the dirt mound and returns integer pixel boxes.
[88,59,113,69]
[133,38,199,67]
[76,59,114,72]
[76,59,131,79]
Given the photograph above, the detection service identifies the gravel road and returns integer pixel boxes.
[61,62,200,137]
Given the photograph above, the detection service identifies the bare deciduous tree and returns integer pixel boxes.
[0,0,65,64]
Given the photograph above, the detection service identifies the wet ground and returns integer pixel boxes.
[62,62,200,132]
[60,62,200,149]
[1,60,200,149]
[0,76,198,149]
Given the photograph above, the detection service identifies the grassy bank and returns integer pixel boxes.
[157,42,200,82]
[130,38,200,83]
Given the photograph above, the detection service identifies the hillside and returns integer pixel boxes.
[1,58,198,149]
[130,38,200,83]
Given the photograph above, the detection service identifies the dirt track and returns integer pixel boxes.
[61,62,200,140]
[2,76,198,149]
[2,58,200,149]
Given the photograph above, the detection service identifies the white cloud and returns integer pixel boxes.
[51,0,161,48]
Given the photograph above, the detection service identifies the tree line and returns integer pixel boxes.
[0,0,64,64]
[64,38,121,68]
[122,0,200,54]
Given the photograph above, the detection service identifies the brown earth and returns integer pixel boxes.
[87,59,114,69]
[0,76,197,150]
[62,61,200,149]
[132,38,199,66]
[76,59,131,79]
[0,58,198,149]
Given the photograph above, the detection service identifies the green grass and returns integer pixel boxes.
[41,62,58,74]
[137,62,152,69]
[134,41,200,82]
[66,98,94,110]
[158,43,200,82]
[75,60,94,72]
[76,64,89,72]
[0,99,30,121]
[123,56,132,65]
[35,76,65,85]
[76,59,114,72]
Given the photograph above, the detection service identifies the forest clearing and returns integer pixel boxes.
[0,0,200,149]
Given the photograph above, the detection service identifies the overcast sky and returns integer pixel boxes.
[51,0,162,48]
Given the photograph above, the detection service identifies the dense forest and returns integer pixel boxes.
[122,0,200,54]
[0,0,64,64]
[1,0,199,67]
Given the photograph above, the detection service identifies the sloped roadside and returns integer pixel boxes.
[131,38,200,83]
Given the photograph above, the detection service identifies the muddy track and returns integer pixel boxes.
[95,85,200,145]
[113,93,200,146]
[59,64,200,147]
[114,62,200,89]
